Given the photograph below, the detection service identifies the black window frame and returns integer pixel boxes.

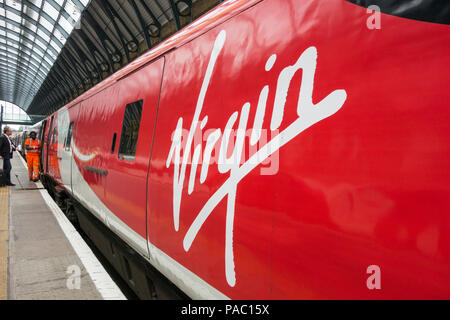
[118,99,144,161]
[111,132,117,154]
[38,120,46,142]
[47,116,54,145]
[64,122,74,151]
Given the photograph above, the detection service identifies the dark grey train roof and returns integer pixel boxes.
[0,0,222,117]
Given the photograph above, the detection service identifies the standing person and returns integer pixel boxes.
[0,126,16,186]
[24,131,41,182]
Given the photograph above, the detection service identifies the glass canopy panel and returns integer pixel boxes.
[0,0,91,111]
[0,100,32,122]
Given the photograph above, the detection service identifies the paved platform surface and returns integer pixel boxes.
[0,187,8,300]
[0,153,125,300]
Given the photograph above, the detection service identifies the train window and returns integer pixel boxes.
[118,100,143,160]
[51,128,57,144]
[47,116,54,144]
[65,122,74,151]
[39,120,47,142]
[38,122,44,141]
[111,132,117,154]
[46,116,54,172]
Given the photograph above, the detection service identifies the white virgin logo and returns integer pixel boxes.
[166,30,347,287]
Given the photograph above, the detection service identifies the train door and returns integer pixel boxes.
[104,57,165,258]
[71,97,111,225]
[47,113,62,184]
[44,115,54,174]
[58,107,79,193]
[38,120,47,172]
[38,120,46,142]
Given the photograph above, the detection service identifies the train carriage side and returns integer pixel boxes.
[146,0,450,299]
[42,113,56,177]
[39,0,450,300]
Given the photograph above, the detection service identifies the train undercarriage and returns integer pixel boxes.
[39,172,189,300]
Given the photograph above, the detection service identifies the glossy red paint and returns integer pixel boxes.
[103,57,164,240]
[46,112,62,184]
[42,0,450,299]
[42,114,54,175]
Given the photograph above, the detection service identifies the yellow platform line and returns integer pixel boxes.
[0,186,8,300]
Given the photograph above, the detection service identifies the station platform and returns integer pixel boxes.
[0,153,126,300]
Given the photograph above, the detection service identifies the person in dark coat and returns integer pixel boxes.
[0,126,17,186]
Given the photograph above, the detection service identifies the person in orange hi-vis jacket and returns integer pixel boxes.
[24,131,42,182]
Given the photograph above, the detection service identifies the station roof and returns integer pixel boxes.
[0,0,220,117]
[0,0,90,112]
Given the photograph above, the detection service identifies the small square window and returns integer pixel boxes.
[118,100,143,160]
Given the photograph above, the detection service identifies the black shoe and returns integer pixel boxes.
[7,183,16,186]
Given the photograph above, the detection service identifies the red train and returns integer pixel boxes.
[35,0,450,299]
